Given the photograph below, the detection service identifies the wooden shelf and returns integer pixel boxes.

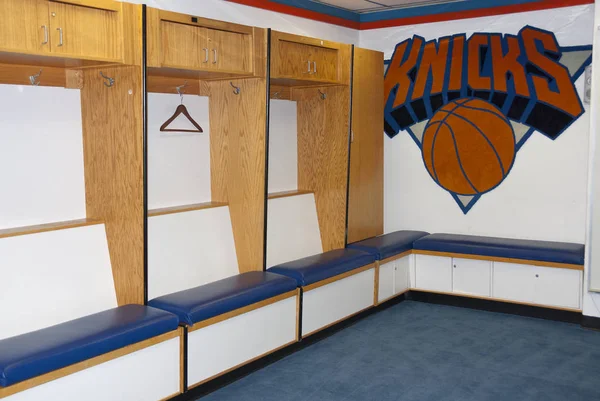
[148,201,228,217]
[268,190,314,200]
[0,218,104,239]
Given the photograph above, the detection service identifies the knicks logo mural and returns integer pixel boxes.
[384,26,592,213]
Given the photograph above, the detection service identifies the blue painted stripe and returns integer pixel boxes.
[360,0,544,22]
[267,0,360,22]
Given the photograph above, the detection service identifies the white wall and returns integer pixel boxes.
[148,93,211,210]
[0,85,85,229]
[361,5,594,244]
[124,0,359,45]
[268,100,298,193]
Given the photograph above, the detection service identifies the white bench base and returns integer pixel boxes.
[302,266,375,337]
[187,292,298,388]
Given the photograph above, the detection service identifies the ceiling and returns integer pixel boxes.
[311,0,465,13]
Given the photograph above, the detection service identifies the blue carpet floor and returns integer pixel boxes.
[200,301,600,401]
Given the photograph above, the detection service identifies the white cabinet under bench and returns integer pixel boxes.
[411,234,585,312]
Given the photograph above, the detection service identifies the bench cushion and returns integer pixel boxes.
[347,230,430,260]
[147,272,298,326]
[413,234,585,265]
[0,305,179,387]
[267,249,376,287]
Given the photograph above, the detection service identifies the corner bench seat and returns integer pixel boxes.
[347,230,429,261]
[0,305,179,388]
[413,233,585,266]
[147,272,298,327]
[268,248,376,286]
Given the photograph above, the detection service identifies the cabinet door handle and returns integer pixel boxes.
[304,60,311,74]
[313,61,317,74]
[202,48,209,63]
[41,25,48,45]
[57,27,63,47]
[212,49,217,64]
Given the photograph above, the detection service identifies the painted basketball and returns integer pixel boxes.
[421,98,516,196]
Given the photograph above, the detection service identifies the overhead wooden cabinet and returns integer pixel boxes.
[270,31,350,86]
[147,9,260,77]
[0,0,127,65]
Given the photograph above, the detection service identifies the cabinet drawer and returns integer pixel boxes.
[49,1,122,61]
[452,258,491,297]
[415,255,452,292]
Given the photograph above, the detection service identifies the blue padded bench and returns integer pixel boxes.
[0,305,179,388]
[148,271,298,326]
[268,248,377,337]
[347,230,429,261]
[413,233,585,266]
[147,271,299,387]
[268,248,377,287]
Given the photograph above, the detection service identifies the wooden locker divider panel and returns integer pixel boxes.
[294,86,350,251]
[80,65,144,305]
[347,48,384,243]
[209,78,267,273]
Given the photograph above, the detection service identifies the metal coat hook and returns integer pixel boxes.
[230,82,240,95]
[272,91,281,99]
[318,89,326,100]
[29,69,42,86]
[99,71,115,87]
[176,81,188,104]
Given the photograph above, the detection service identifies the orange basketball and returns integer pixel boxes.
[421,98,516,196]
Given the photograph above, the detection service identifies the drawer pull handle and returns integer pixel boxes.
[305,60,311,74]
[313,61,317,74]
[57,27,63,47]
[202,48,209,63]
[212,49,218,64]
[41,25,49,45]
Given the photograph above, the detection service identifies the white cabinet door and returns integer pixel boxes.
[452,258,491,297]
[492,262,536,303]
[415,255,452,292]
[378,261,395,303]
[533,267,581,310]
[394,255,411,295]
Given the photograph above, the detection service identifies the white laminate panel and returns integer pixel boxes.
[452,258,492,297]
[148,206,239,299]
[187,296,297,386]
[533,267,582,309]
[415,255,452,292]
[394,255,411,295]
[492,262,537,304]
[0,225,116,340]
[5,337,180,401]
[302,268,375,336]
[378,261,395,303]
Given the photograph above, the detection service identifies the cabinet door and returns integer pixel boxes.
[452,258,491,297]
[207,28,251,74]
[394,255,411,295]
[533,267,581,309]
[311,46,338,82]
[415,255,452,292]
[49,1,122,61]
[0,0,50,54]
[275,40,312,79]
[492,262,536,303]
[378,261,395,303]
[160,21,208,69]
